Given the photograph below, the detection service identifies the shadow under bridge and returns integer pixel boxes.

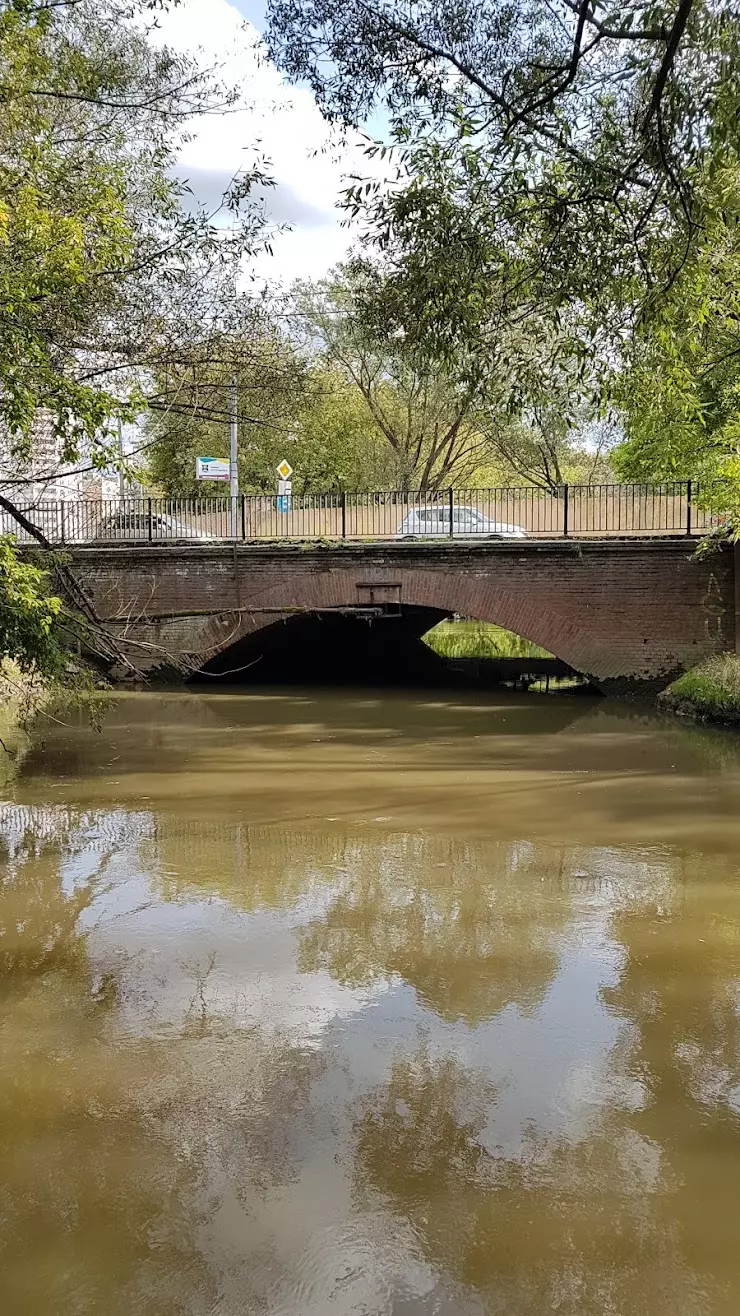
[193,605,454,685]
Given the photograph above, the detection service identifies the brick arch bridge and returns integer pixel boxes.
[68,538,739,690]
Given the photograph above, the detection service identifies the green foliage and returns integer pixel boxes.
[267,0,740,463]
[268,0,740,305]
[614,165,740,519]
[292,266,615,491]
[0,1,131,451]
[147,332,304,495]
[146,331,391,495]
[0,0,270,469]
[477,410,616,492]
[424,621,550,660]
[147,260,616,498]
[289,372,392,491]
[293,266,522,489]
[0,537,66,678]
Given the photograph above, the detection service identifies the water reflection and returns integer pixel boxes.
[297,836,564,1023]
[1,693,740,1313]
[0,810,327,1314]
[353,1044,709,1315]
[14,691,740,854]
[605,867,740,1303]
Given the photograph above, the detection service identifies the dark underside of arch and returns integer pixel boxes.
[190,606,583,689]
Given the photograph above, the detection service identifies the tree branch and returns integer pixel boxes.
[642,0,696,132]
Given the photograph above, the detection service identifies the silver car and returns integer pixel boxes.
[93,511,212,542]
[396,506,527,539]
[0,506,212,544]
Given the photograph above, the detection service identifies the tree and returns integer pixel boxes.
[267,0,740,449]
[289,367,396,491]
[146,331,394,496]
[0,0,274,682]
[482,411,616,493]
[292,266,503,490]
[268,0,740,310]
[0,0,270,470]
[146,328,306,495]
[614,165,740,514]
[0,537,65,679]
[290,264,614,492]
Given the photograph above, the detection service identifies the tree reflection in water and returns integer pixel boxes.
[347,847,740,1316]
[0,808,325,1316]
[298,836,566,1024]
[353,1040,714,1316]
[604,855,740,1308]
[3,779,740,1315]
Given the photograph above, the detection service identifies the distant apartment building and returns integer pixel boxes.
[0,412,105,510]
[0,412,111,541]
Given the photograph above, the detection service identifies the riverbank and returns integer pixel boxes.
[660,653,740,726]
[0,661,45,785]
[0,658,48,730]
[0,658,105,787]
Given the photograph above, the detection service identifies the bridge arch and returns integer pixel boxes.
[190,568,609,683]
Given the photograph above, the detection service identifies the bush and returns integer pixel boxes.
[0,537,66,679]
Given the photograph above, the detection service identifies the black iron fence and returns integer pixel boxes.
[0,481,726,545]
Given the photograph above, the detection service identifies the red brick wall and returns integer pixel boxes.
[70,539,736,688]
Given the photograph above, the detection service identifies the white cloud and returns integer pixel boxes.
[150,0,380,285]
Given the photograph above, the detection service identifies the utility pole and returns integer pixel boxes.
[118,418,125,501]
[229,378,239,499]
[229,377,239,538]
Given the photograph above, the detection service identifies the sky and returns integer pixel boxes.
[152,0,388,287]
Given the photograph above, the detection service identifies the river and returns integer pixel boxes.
[2,688,740,1315]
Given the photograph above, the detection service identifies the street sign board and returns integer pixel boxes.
[196,456,230,482]
[276,459,293,480]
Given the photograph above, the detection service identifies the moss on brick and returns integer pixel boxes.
[660,654,740,726]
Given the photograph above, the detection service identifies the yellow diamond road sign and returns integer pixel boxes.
[276,459,293,480]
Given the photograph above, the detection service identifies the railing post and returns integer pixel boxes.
[341,490,347,539]
[147,497,153,543]
[448,487,454,538]
[686,478,693,537]
[562,484,570,538]
[60,501,66,546]
[241,494,247,541]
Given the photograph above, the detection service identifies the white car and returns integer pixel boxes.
[396,507,527,539]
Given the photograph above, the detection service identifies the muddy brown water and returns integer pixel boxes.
[2,688,740,1315]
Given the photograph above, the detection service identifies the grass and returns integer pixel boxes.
[661,653,740,725]
[423,619,552,660]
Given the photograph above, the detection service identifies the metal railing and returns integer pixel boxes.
[0,481,726,546]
